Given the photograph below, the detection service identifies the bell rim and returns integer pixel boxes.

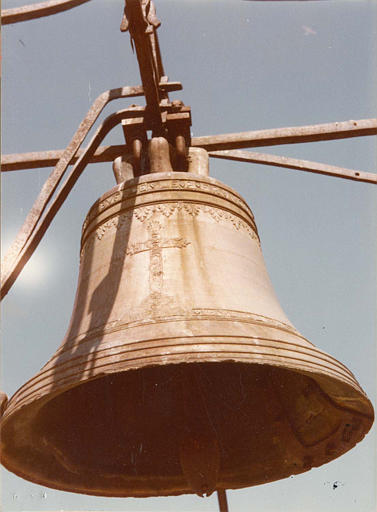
[1,358,374,498]
[3,334,374,421]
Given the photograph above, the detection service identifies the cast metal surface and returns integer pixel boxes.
[1,162,373,497]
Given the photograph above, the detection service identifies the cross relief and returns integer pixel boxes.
[126,220,190,311]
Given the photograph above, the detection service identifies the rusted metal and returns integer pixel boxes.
[209,149,377,184]
[1,146,126,172]
[1,81,181,173]
[3,118,375,172]
[1,107,147,300]
[1,167,373,496]
[0,392,8,418]
[121,0,166,133]
[192,118,377,151]
[165,100,191,170]
[121,116,149,175]
[1,0,91,25]
[120,101,191,173]
[0,80,182,299]
[217,490,229,512]
[121,106,148,174]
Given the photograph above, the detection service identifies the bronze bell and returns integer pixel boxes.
[0,141,373,498]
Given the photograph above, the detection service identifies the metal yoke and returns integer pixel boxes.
[120,0,192,174]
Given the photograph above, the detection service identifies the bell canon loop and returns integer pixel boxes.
[0,148,373,498]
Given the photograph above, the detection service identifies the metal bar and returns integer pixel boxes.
[1,145,126,171]
[3,118,375,172]
[1,83,150,300]
[209,149,377,185]
[1,80,180,175]
[1,108,145,300]
[153,30,166,82]
[5,85,141,216]
[148,31,169,107]
[217,489,229,512]
[125,0,163,131]
[1,81,182,298]
[192,118,377,151]
[1,0,91,25]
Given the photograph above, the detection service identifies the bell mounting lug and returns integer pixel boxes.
[121,102,192,175]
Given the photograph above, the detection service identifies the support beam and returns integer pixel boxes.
[217,490,229,512]
[1,81,181,172]
[2,119,376,172]
[1,0,91,25]
[192,118,377,151]
[1,145,126,172]
[1,108,144,300]
[209,150,377,185]
[124,0,164,131]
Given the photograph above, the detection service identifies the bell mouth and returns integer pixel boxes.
[1,361,373,497]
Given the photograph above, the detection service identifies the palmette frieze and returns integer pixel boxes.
[81,202,259,258]
[82,177,255,236]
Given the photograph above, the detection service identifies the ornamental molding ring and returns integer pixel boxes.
[83,176,255,233]
[80,201,260,257]
[50,309,306,360]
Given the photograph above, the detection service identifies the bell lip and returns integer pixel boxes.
[2,355,374,424]
[0,358,374,498]
[4,314,373,419]
[0,436,367,500]
[0,449,322,498]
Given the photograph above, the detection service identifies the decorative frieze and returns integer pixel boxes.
[82,175,255,234]
[81,202,259,254]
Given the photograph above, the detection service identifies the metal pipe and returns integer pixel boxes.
[2,118,375,172]
[1,0,91,25]
[209,149,377,185]
[217,489,229,512]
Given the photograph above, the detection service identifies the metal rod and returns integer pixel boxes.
[217,489,229,512]
[209,149,377,185]
[1,0,91,25]
[0,83,150,300]
[1,145,127,171]
[1,108,144,300]
[1,87,141,270]
[192,118,377,152]
[125,0,163,132]
[0,81,183,299]
[2,118,375,172]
